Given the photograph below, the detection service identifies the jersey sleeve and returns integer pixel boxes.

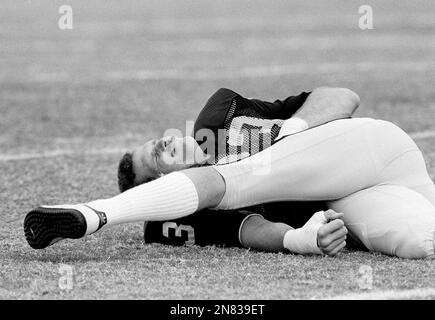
[193,88,240,135]
[143,209,262,248]
[193,88,241,161]
[237,91,312,120]
[193,88,311,134]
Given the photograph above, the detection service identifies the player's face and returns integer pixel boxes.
[132,136,209,184]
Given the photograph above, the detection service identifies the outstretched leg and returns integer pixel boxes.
[24,170,225,249]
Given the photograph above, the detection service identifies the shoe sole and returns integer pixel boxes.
[24,207,87,249]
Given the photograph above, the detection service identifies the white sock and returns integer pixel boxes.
[85,172,199,233]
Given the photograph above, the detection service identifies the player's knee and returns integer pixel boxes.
[388,225,434,259]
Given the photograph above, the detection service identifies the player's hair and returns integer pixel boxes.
[117,152,137,192]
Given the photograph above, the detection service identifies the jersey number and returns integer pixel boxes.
[162,222,195,245]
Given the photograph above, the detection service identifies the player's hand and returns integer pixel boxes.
[317,210,347,256]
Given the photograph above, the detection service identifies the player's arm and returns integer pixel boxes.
[293,87,360,127]
[275,87,360,140]
[249,87,360,121]
[240,210,348,256]
[239,215,290,252]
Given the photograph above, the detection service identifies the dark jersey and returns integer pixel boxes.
[194,88,311,165]
[144,209,260,248]
[144,88,330,248]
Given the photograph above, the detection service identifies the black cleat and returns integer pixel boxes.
[24,204,107,249]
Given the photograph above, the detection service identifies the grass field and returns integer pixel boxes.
[1,0,435,300]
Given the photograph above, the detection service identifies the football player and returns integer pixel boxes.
[24,88,435,259]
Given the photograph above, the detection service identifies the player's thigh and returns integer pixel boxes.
[363,119,435,206]
[375,147,435,207]
[328,185,435,259]
[213,118,380,209]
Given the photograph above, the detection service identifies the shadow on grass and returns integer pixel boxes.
[8,232,148,264]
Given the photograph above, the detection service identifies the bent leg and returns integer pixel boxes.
[328,185,435,259]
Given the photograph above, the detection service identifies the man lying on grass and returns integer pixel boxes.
[25,87,435,259]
